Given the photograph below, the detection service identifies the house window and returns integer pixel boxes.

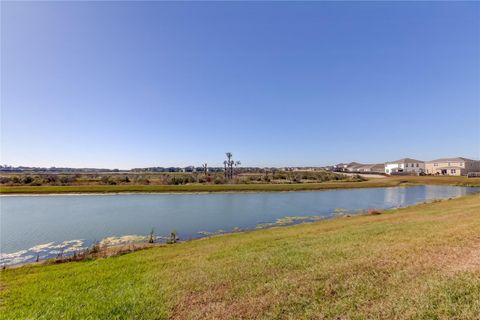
[451,169,456,174]
[416,163,419,167]
[434,163,438,166]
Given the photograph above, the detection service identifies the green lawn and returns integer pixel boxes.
[1,194,479,319]
[1,175,480,194]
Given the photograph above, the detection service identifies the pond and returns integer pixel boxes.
[1,185,479,265]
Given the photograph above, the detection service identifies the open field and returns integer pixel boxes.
[1,175,479,194]
[1,194,480,319]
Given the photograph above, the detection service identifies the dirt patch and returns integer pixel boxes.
[171,283,273,320]
[446,243,480,273]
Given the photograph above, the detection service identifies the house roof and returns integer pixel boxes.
[347,162,361,166]
[347,162,365,169]
[426,157,475,163]
[355,164,371,169]
[349,163,384,171]
[386,158,423,164]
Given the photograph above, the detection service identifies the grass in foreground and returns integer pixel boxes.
[1,175,479,194]
[1,194,480,319]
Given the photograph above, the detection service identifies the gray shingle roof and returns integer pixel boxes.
[386,158,423,164]
[426,157,475,163]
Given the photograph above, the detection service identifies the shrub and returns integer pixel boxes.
[101,176,116,185]
[148,228,155,244]
[167,230,178,244]
[22,176,33,184]
[89,241,101,254]
[368,209,383,215]
[0,176,12,184]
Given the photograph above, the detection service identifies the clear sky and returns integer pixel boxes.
[1,1,479,169]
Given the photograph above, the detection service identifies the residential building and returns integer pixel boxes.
[334,162,384,173]
[371,163,386,173]
[425,157,480,176]
[333,163,349,172]
[385,158,425,175]
[348,163,385,173]
[346,162,362,172]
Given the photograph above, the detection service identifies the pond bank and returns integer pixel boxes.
[3,186,479,267]
[1,175,480,195]
[2,194,479,319]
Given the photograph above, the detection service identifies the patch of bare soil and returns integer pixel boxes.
[432,235,480,273]
[446,244,480,273]
[171,283,274,320]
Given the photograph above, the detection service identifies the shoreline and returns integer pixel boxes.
[1,176,480,196]
[3,190,479,318]
[3,192,478,268]
[0,184,409,197]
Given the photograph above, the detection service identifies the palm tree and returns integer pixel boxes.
[234,161,241,177]
[225,153,233,180]
[223,160,228,179]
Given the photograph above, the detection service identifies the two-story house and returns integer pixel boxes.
[425,157,480,176]
[384,158,425,175]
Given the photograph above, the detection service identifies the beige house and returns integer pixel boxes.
[425,157,480,176]
[355,163,385,173]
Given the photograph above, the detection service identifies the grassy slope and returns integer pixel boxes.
[1,176,480,194]
[1,194,479,319]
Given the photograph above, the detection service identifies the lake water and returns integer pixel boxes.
[1,185,479,265]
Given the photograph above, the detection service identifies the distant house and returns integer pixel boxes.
[371,163,386,173]
[425,157,480,176]
[353,164,369,172]
[344,163,384,173]
[346,162,363,172]
[356,163,385,173]
[334,162,383,173]
[385,158,425,175]
[333,163,349,172]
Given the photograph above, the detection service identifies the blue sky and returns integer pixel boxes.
[2,2,479,169]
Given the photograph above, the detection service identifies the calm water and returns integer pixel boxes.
[1,185,478,265]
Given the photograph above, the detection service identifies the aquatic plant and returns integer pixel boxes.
[89,241,101,254]
[148,228,155,244]
[167,230,178,244]
[256,216,323,229]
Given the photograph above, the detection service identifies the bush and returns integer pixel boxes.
[22,176,34,184]
[368,209,383,215]
[101,176,116,185]
[44,175,59,185]
[59,176,76,185]
[0,176,12,185]
[30,178,43,186]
